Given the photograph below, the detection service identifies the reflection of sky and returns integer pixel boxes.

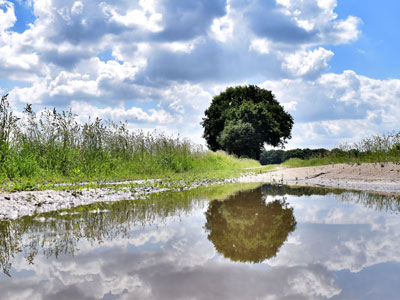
[1,189,400,299]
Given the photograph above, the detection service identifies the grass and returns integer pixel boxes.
[0,94,262,190]
[280,131,400,168]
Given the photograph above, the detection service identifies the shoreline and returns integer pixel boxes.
[0,178,237,221]
[2,162,400,221]
[238,162,400,197]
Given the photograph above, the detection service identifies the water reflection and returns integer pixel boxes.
[205,188,296,263]
[1,184,400,276]
[1,184,400,299]
[0,183,260,276]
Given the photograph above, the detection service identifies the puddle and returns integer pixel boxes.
[1,183,400,299]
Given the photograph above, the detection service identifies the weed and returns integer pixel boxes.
[0,94,261,189]
[281,130,400,168]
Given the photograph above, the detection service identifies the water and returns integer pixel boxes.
[1,183,400,299]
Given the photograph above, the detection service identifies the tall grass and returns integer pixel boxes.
[0,94,259,183]
[282,131,400,168]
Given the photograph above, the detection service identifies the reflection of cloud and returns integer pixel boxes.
[3,245,341,300]
[268,194,400,273]
[2,206,339,300]
[2,187,400,299]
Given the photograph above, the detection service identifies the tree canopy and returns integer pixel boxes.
[201,85,293,159]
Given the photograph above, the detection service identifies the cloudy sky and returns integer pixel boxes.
[1,0,399,149]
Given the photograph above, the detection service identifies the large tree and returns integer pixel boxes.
[201,85,293,159]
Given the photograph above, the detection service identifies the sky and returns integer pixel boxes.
[1,0,400,150]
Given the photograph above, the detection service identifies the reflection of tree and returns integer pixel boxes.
[0,190,206,276]
[1,183,399,276]
[0,183,260,276]
[261,184,400,213]
[261,184,346,197]
[205,188,297,263]
[340,192,400,213]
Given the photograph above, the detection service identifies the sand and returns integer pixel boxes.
[238,162,400,196]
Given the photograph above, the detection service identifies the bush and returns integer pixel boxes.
[260,148,330,165]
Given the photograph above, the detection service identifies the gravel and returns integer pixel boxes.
[0,178,238,221]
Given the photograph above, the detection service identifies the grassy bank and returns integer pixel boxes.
[0,94,261,188]
[280,131,400,168]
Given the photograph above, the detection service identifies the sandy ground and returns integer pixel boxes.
[238,162,400,196]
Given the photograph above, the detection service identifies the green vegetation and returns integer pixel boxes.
[0,94,260,188]
[201,85,293,159]
[264,131,400,167]
[260,148,329,165]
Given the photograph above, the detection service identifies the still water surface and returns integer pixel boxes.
[1,183,400,299]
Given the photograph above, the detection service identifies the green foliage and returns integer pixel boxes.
[201,85,293,159]
[260,149,285,165]
[217,120,260,159]
[0,94,260,186]
[260,148,329,165]
[280,131,400,168]
[0,94,20,178]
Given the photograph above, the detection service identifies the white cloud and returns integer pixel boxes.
[210,2,234,42]
[328,16,361,44]
[160,38,203,53]
[249,38,272,54]
[71,101,174,125]
[261,71,400,148]
[100,0,163,32]
[283,47,334,77]
[0,0,16,31]
[0,0,392,151]
[71,1,84,15]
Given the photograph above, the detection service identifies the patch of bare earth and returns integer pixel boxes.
[239,162,400,196]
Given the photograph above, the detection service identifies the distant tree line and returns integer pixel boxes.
[260,148,329,165]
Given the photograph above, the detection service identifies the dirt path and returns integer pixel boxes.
[239,162,400,196]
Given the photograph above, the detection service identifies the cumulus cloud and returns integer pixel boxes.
[100,0,163,32]
[0,0,392,149]
[261,71,400,148]
[0,0,16,31]
[283,47,334,78]
[249,38,272,54]
[71,101,175,125]
[245,0,361,46]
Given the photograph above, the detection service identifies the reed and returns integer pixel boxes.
[0,95,259,183]
[282,131,400,168]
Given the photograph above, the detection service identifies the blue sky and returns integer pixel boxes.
[1,0,400,149]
